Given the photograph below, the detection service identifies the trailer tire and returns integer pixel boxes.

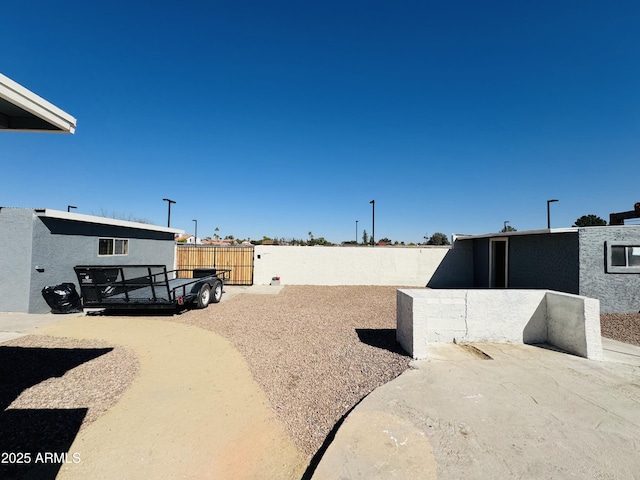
[211,280,223,304]
[196,284,211,309]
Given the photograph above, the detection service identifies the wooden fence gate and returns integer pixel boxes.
[176,245,254,286]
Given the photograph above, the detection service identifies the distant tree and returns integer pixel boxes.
[574,214,607,227]
[378,237,392,245]
[427,232,450,246]
[98,209,151,224]
[260,236,280,245]
[362,230,369,245]
[309,236,332,246]
[500,225,517,232]
[214,227,220,240]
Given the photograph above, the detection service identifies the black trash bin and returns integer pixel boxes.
[41,283,83,314]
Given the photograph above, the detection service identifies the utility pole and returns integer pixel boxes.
[547,199,558,229]
[370,200,375,246]
[192,219,198,244]
[163,198,176,227]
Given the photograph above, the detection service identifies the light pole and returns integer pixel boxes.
[192,219,198,244]
[370,200,375,246]
[355,220,359,246]
[67,205,77,212]
[547,199,558,229]
[163,198,176,227]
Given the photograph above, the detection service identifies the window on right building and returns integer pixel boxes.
[606,242,640,273]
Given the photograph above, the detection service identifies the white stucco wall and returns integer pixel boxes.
[397,289,603,360]
[253,245,458,286]
[546,291,602,360]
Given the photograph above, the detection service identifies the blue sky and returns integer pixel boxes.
[3,1,639,243]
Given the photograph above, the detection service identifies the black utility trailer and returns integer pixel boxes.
[74,265,231,311]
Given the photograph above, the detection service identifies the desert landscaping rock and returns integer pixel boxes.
[4,335,139,426]
[2,286,639,478]
[177,285,412,456]
[600,313,640,347]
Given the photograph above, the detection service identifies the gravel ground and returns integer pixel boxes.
[3,335,139,423]
[178,285,411,456]
[3,288,638,464]
[600,313,640,347]
[0,335,138,477]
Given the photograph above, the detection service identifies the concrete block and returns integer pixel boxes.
[547,292,603,360]
[583,297,604,360]
[397,289,602,361]
[396,290,419,358]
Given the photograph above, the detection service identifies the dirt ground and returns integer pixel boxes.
[5,289,637,479]
[26,316,307,480]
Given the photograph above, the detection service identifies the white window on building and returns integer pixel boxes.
[606,242,640,273]
[99,238,129,256]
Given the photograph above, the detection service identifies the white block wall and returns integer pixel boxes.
[546,291,602,360]
[397,289,603,360]
[253,245,454,286]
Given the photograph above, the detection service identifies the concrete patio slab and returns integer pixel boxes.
[311,340,640,479]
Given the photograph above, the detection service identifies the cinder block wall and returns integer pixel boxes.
[546,291,602,360]
[253,245,472,286]
[579,226,640,313]
[397,289,603,360]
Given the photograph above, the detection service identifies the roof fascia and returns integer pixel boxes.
[0,73,77,134]
[34,209,183,234]
[455,228,578,241]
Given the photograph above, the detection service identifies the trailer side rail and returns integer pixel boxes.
[74,265,231,310]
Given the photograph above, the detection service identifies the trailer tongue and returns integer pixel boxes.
[74,265,231,311]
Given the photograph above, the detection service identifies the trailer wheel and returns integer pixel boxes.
[196,284,211,309]
[211,281,223,304]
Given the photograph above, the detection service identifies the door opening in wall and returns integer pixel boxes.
[490,238,508,288]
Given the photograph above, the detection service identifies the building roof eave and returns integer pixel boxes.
[34,208,184,234]
[0,73,77,134]
[454,227,579,241]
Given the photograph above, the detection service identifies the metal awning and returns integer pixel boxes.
[0,73,76,133]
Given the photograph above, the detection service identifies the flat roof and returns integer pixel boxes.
[33,208,183,234]
[454,228,579,241]
[0,73,76,133]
